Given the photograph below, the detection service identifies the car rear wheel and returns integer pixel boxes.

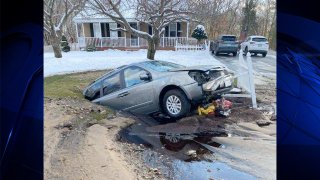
[262,53,267,57]
[232,52,237,56]
[215,50,219,56]
[162,89,190,119]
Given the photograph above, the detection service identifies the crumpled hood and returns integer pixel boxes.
[169,65,226,72]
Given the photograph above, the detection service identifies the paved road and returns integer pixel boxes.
[212,52,276,79]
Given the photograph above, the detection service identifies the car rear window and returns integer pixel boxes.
[222,36,236,41]
[142,61,186,72]
[252,38,267,42]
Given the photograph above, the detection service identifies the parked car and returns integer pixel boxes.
[240,35,269,57]
[211,35,238,56]
[83,61,233,118]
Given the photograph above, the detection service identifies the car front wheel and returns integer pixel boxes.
[162,89,190,119]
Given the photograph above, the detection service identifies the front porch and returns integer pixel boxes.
[77,37,198,50]
[74,18,198,50]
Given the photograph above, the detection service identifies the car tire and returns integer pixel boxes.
[162,89,190,119]
[215,50,219,56]
[262,53,267,57]
[244,47,248,56]
[232,52,237,56]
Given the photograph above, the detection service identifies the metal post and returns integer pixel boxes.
[246,52,257,108]
[237,49,243,88]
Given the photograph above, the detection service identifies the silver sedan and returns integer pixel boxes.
[83,60,233,118]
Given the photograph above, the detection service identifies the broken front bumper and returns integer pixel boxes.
[202,74,234,95]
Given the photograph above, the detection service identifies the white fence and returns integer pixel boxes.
[175,40,208,51]
[78,37,198,49]
[224,49,257,108]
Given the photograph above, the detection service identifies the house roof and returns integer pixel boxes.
[74,3,137,23]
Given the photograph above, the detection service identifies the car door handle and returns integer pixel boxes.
[117,92,129,98]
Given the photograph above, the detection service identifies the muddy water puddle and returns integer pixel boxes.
[118,116,257,179]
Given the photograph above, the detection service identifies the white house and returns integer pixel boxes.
[73,9,194,50]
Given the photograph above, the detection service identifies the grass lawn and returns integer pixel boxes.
[44,70,108,99]
[44,70,115,122]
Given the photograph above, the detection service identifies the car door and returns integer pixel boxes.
[93,71,126,110]
[120,66,155,113]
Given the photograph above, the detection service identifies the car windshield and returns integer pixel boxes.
[142,61,186,72]
[252,38,267,42]
[222,36,236,41]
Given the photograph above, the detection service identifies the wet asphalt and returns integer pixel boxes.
[211,52,277,79]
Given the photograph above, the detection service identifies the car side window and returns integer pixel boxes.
[124,66,149,88]
[102,72,122,96]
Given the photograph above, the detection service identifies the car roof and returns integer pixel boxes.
[220,34,236,37]
[249,35,266,38]
[119,60,173,68]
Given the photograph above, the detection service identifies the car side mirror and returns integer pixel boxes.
[139,72,151,81]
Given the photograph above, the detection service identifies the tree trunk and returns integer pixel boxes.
[147,37,160,60]
[50,32,62,58]
[52,43,62,58]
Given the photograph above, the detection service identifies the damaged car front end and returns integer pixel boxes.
[83,61,234,119]
[174,66,234,101]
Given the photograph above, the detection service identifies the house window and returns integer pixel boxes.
[129,22,138,39]
[129,22,138,46]
[148,25,153,35]
[89,23,94,37]
[169,23,177,37]
[165,26,169,37]
[177,22,181,37]
[117,23,122,37]
[101,23,110,37]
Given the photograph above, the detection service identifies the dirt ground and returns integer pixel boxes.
[44,70,276,180]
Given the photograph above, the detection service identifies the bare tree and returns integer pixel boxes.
[89,0,191,60]
[188,0,241,40]
[44,0,86,58]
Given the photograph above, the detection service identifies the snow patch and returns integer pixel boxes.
[44,50,224,77]
[195,24,205,31]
